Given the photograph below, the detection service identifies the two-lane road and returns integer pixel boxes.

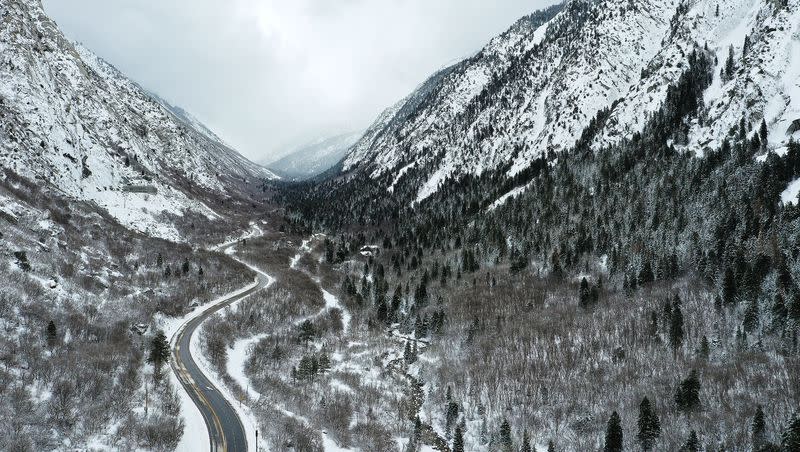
[170,246,271,452]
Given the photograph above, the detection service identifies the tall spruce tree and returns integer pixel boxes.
[682,430,700,452]
[499,418,513,452]
[669,299,684,351]
[46,320,57,347]
[148,330,170,377]
[675,370,702,413]
[522,429,532,452]
[637,397,661,450]
[752,405,766,451]
[781,414,800,451]
[452,425,464,452]
[604,411,623,452]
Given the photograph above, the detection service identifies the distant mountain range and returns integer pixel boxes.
[264,131,363,180]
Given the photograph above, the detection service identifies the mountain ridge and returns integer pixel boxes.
[340,0,800,206]
[0,0,274,240]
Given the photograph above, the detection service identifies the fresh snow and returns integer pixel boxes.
[782,178,800,205]
[159,277,260,452]
[487,182,533,212]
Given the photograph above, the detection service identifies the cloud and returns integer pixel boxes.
[42,0,557,161]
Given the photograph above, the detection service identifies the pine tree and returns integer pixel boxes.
[604,411,623,452]
[547,440,555,452]
[682,430,700,452]
[743,299,760,333]
[722,266,737,305]
[522,429,532,452]
[182,258,190,275]
[725,45,735,78]
[675,370,701,413]
[669,299,684,351]
[452,425,464,452]
[781,414,800,451]
[772,293,788,330]
[579,277,591,307]
[318,350,331,374]
[639,260,654,285]
[499,418,513,452]
[445,401,460,434]
[789,293,800,324]
[700,335,710,359]
[752,405,766,451]
[148,330,170,376]
[637,397,661,451]
[46,320,57,347]
[298,320,315,343]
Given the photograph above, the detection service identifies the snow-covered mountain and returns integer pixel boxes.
[266,131,363,180]
[0,0,277,240]
[343,0,800,204]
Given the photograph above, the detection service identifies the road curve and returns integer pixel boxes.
[170,247,270,452]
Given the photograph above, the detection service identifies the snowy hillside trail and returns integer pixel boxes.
[169,225,272,452]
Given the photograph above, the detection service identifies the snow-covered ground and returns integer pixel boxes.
[159,277,260,452]
[782,177,800,205]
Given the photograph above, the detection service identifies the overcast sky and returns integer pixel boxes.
[43,0,555,162]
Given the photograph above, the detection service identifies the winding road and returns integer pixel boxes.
[170,237,269,452]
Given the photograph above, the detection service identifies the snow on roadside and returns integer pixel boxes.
[158,277,259,452]
[190,317,265,452]
[227,333,268,399]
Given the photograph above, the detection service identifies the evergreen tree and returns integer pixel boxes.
[781,414,800,451]
[700,335,710,359]
[298,320,316,343]
[452,425,464,452]
[752,405,766,451]
[772,293,788,330]
[637,397,661,451]
[318,350,331,374]
[148,330,170,376]
[604,411,623,452]
[46,320,57,347]
[522,429,532,452]
[639,260,654,285]
[789,293,800,324]
[547,440,555,452]
[579,277,591,308]
[743,299,760,333]
[499,418,513,452]
[675,370,701,413]
[669,299,684,351]
[722,267,737,305]
[725,45,735,78]
[682,430,700,452]
[445,401,460,434]
[182,258,190,275]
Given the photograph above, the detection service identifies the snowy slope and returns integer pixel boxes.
[0,0,275,240]
[342,0,800,204]
[266,131,363,180]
